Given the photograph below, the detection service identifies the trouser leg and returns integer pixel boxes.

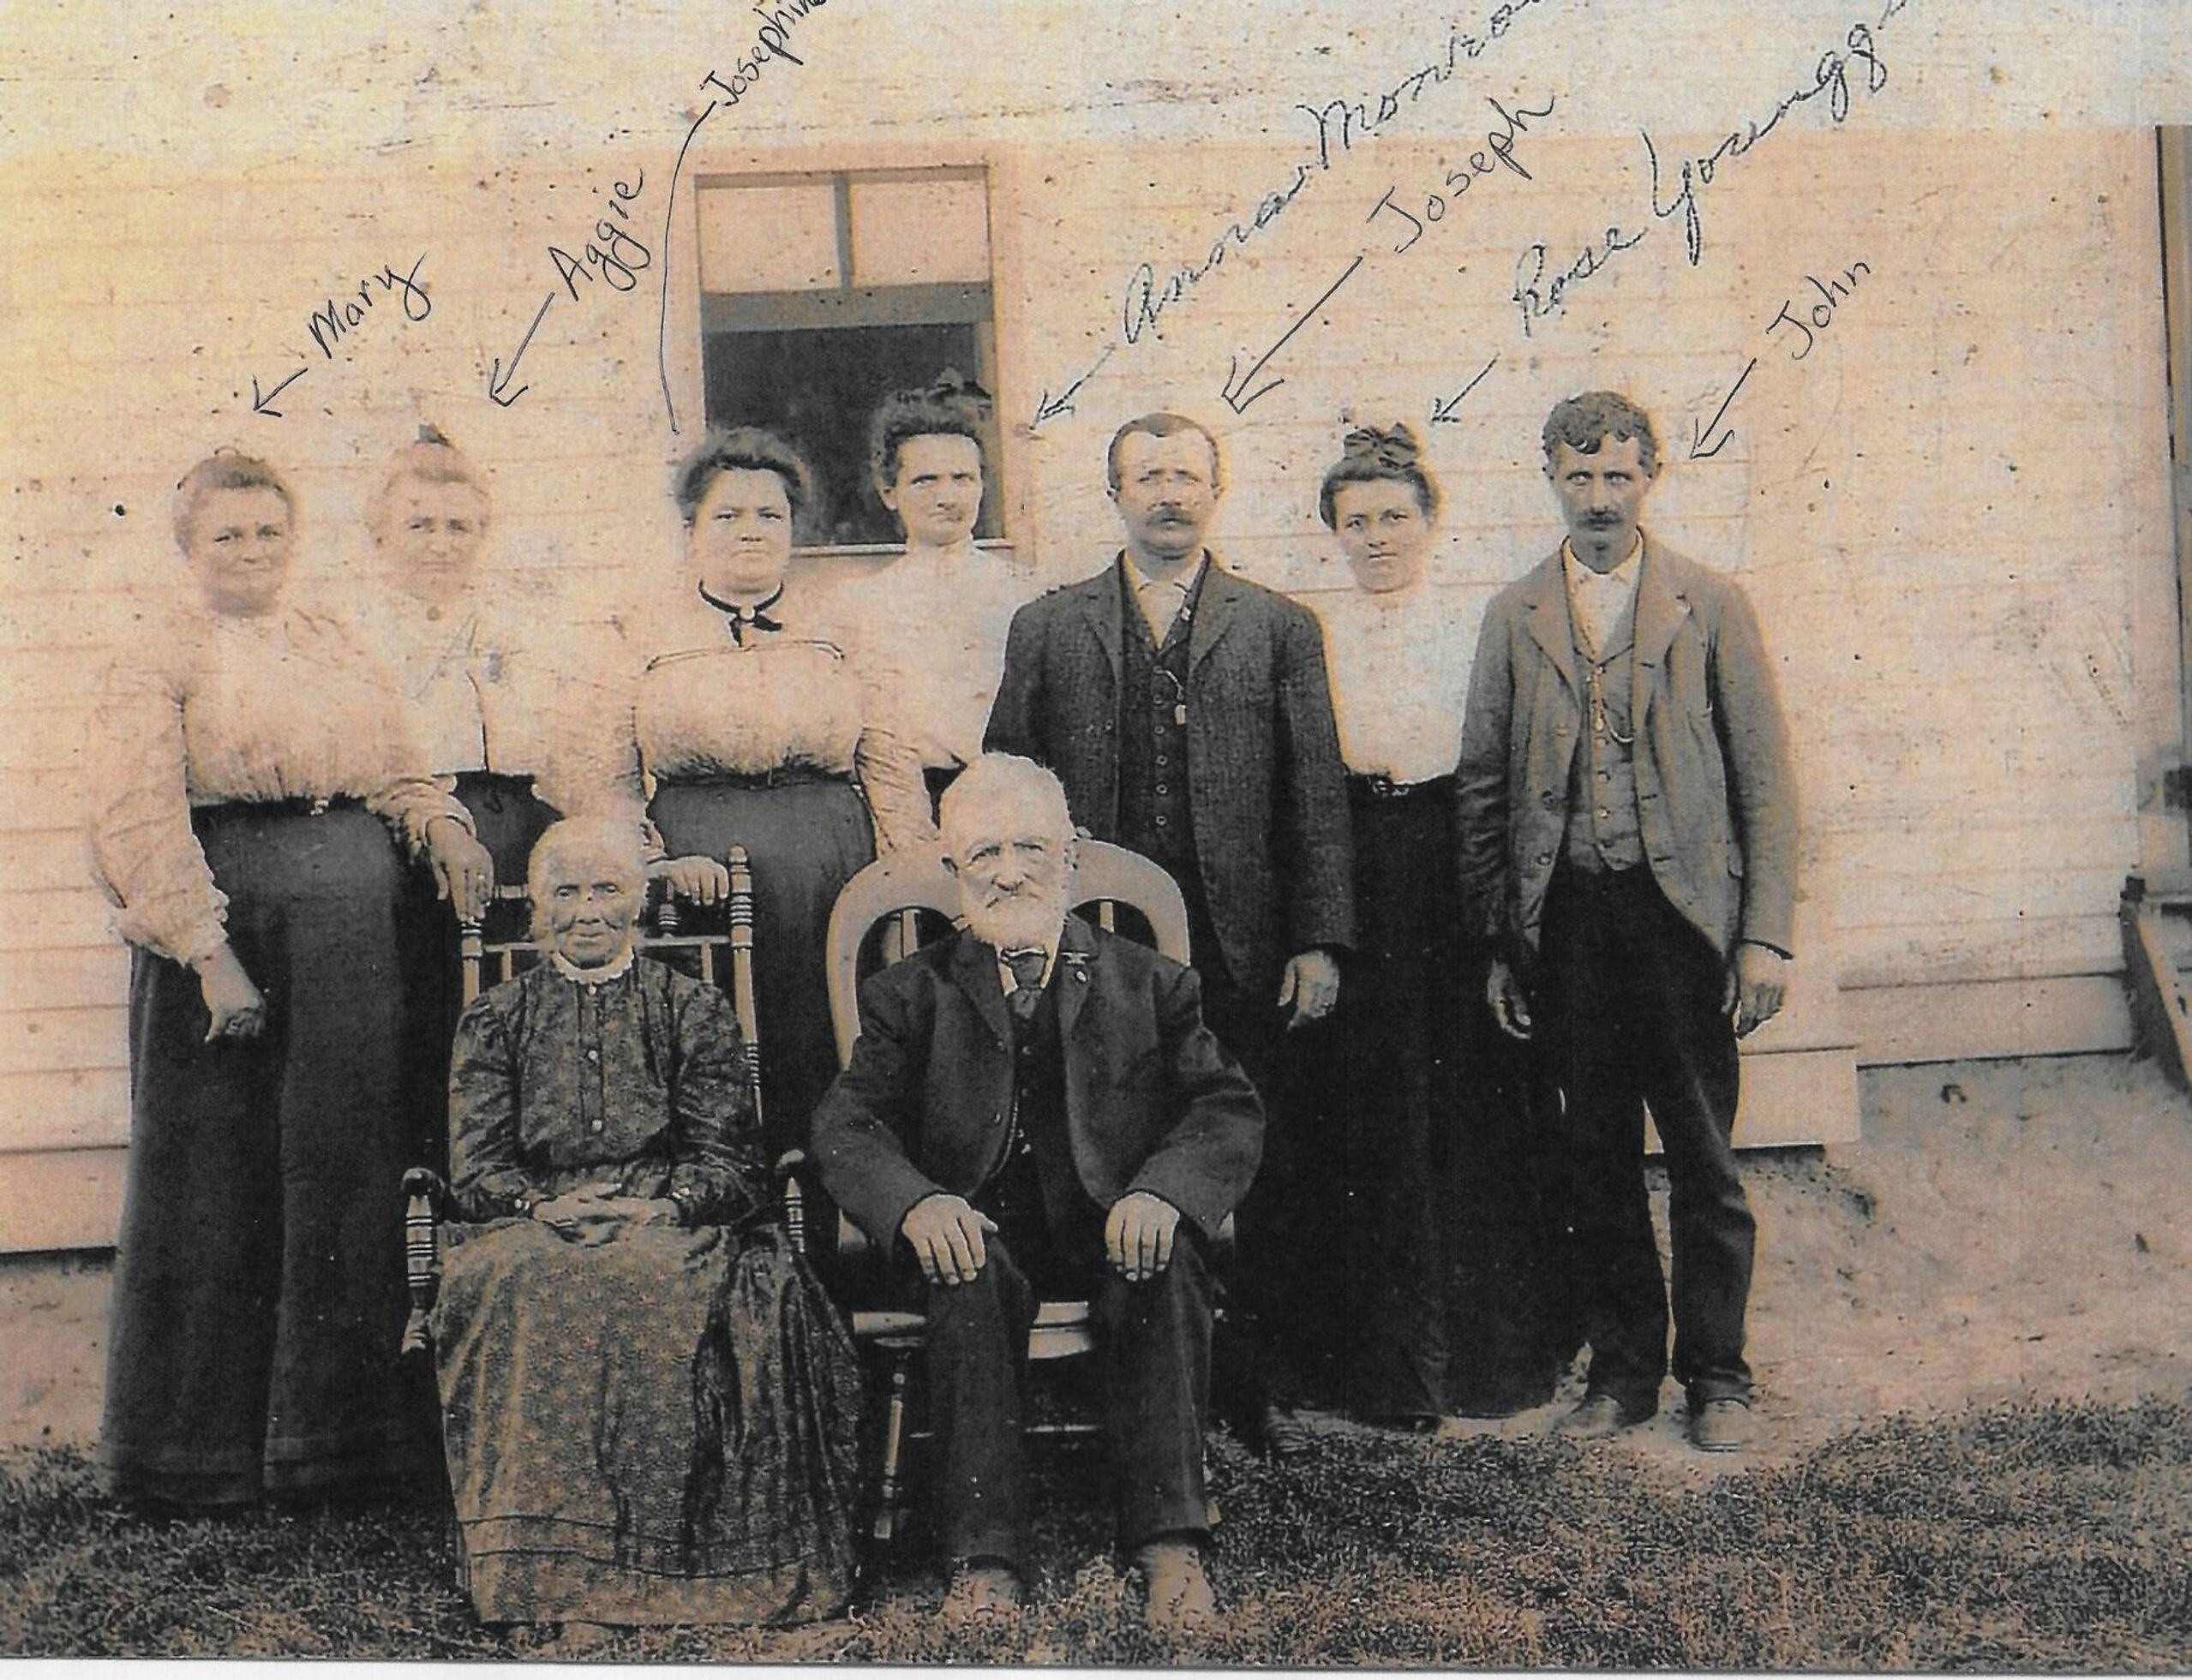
[1536,870,1669,1418]
[1093,1231,1217,1549]
[1630,891,1754,1405]
[919,1240,1038,1567]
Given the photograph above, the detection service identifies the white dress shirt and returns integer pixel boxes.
[1561,533,1644,658]
[1123,552,1207,643]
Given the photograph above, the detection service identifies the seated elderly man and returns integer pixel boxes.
[812,753,1263,1634]
[428,818,861,1641]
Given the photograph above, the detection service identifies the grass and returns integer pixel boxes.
[3,1396,2189,1666]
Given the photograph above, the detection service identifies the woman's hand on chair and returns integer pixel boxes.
[426,816,495,924]
[196,943,267,1044]
[650,853,730,906]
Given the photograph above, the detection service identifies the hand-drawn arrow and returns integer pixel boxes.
[1429,354,1499,425]
[1688,356,1758,459]
[1032,343,1118,428]
[1220,254,1366,416]
[250,368,308,418]
[488,292,557,408]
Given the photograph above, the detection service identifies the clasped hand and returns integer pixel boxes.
[531,1185,678,1247]
[900,1189,1183,1285]
[1277,948,1340,1029]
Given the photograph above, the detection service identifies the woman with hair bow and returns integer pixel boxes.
[831,369,1032,815]
[1311,424,1568,1426]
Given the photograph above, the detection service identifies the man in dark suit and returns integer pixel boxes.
[812,754,1262,1633]
[1456,391,1798,1454]
[984,412,1354,1444]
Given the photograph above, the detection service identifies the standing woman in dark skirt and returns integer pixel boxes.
[1312,424,1567,1426]
[87,451,493,1507]
[584,427,934,1158]
[357,427,566,1174]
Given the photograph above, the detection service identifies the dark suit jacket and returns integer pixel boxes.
[984,554,1356,989]
[1455,539,1798,961]
[812,916,1264,1253]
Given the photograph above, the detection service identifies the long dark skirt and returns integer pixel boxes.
[99,802,433,1505]
[392,772,560,1175]
[648,776,874,1156]
[430,1219,861,1626]
[1326,779,1464,1420]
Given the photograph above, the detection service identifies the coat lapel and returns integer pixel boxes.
[1054,912,1098,1043]
[1080,563,1126,683]
[947,930,1015,1049]
[1629,541,1692,730]
[1187,554,1241,673]
[1518,553,1581,694]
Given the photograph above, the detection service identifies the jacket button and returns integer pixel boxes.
[1540,791,1560,809]
[1535,852,1552,867]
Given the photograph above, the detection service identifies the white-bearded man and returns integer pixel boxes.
[812,754,1263,1634]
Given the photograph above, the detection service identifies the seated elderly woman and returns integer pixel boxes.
[428,817,860,1637]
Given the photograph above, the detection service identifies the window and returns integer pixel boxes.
[695,166,1002,546]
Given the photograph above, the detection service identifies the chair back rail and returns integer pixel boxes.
[823,838,1191,1069]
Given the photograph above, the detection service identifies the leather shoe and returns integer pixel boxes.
[1688,1397,1755,1454]
[1136,1537,1216,1635]
[1240,1402,1315,1460]
[940,1559,1022,1623]
[1555,1393,1646,1440]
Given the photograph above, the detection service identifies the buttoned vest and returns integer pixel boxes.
[1117,569,1200,872]
[1563,607,1648,871]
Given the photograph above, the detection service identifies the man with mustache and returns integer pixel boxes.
[1455,391,1798,1454]
[985,412,1355,1456]
[812,755,1262,1632]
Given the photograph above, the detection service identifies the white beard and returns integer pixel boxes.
[962,888,1069,955]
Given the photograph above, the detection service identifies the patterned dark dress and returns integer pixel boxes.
[430,955,861,1626]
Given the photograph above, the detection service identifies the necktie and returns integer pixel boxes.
[1002,947,1047,1021]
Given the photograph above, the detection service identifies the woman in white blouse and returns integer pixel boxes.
[357,427,567,1175]
[835,371,1027,814]
[1314,424,1567,1426]
[87,451,491,1507]
[587,427,934,1157]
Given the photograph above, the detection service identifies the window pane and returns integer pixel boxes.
[697,181,841,293]
[848,176,991,287]
[703,322,1000,547]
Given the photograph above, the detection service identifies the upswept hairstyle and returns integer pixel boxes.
[1540,391,1661,478]
[671,427,816,526]
[524,816,649,941]
[172,451,291,548]
[866,368,991,493]
[1105,412,1224,494]
[1317,422,1441,528]
[369,423,489,532]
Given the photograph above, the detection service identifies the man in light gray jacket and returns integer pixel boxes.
[1456,390,1797,1454]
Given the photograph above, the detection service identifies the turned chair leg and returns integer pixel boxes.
[872,1347,914,1544]
[399,1168,446,1357]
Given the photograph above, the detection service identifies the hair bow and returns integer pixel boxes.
[1342,424,1420,470]
[927,368,993,410]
